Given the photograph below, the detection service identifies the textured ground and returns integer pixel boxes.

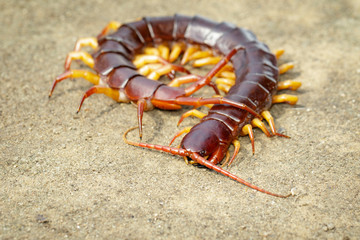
[1,0,359,239]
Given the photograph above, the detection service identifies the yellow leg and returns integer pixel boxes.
[49,69,100,97]
[241,124,255,154]
[168,75,201,87]
[73,37,99,52]
[137,63,163,76]
[177,109,206,126]
[221,151,231,167]
[192,56,222,67]
[133,55,166,68]
[144,47,160,56]
[279,63,294,74]
[216,71,236,80]
[217,64,234,73]
[181,45,200,65]
[251,118,271,137]
[215,78,235,93]
[188,50,213,61]
[169,127,192,146]
[77,85,122,113]
[64,51,95,71]
[228,139,241,166]
[215,78,235,86]
[261,111,289,138]
[217,83,231,93]
[277,80,302,91]
[147,64,175,80]
[169,42,184,62]
[273,49,285,60]
[158,44,170,60]
[272,94,298,105]
[97,21,121,39]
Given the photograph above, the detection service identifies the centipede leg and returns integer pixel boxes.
[169,127,192,146]
[185,46,244,96]
[279,63,294,74]
[241,124,255,154]
[177,109,206,126]
[49,70,100,97]
[169,42,185,62]
[221,151,231,167]
[192,56,222,67]
[272,94,298,105]
[277,80,302,91]
[215,77,236,93]
[143,46,160,56]
[228,140,241,166]
[181,45,200,65]
[273,49,285,59]
[261,111,289,138]
[137,99,147,139]
[138,63,163,76]
[133,55,190,77]
[73,37,99,52]
[187,50,213,62]
[158,44,170,60]
[251,118,271,137]
[168,74,201,87]
[167,75,220,95]
[216,70,236,80]
[147,64,190,80]
[97,21,121,39]
[167,96,261,119]
[77,85,123,113]
[64,51,95,71]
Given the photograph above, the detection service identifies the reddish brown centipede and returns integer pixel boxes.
[50,15,301,198]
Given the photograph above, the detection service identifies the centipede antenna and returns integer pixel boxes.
[123,127,291,198]
[123,126,189,157]
[191,153,292,198]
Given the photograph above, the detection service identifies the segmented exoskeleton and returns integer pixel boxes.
[50,15,300,197]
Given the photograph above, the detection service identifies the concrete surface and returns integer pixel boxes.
[1,0,359,239]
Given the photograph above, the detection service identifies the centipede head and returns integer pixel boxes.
[180,122,229,165]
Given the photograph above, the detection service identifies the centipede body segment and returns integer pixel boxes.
[50,15,301,197]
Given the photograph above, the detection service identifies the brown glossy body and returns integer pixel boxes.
[57,15,291,197]
[94,15,279,164]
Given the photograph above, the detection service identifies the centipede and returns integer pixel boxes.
[50,15,301,198]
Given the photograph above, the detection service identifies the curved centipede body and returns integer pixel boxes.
[50,15,301,197]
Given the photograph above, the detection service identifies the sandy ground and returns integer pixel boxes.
[1,0,359,239]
